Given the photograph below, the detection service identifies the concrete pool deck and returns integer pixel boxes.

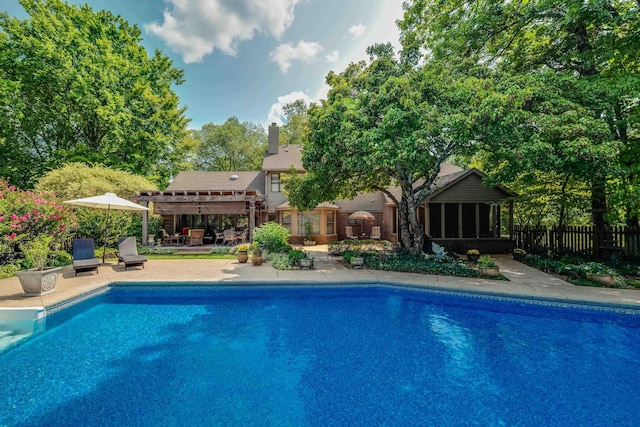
[1,245,639,310]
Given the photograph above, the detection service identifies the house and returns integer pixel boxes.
[137,124,516,253]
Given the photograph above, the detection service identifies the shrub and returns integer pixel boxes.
[269,253,294,270]
[477,255,496,268]
[237,244,249,253]
[513,248,527,255]
[252,222,290,252]
[467,249,480,256]
[250,241,262,255]
[210,246,232,255]
[288,249,307,266]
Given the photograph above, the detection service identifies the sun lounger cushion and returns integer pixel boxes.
[118,237,147,270]
[72,238,100,276]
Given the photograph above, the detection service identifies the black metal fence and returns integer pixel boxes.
[513,225,640,258]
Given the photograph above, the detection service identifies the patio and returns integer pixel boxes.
[1,246,640,310]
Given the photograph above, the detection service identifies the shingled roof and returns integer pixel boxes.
[166,171,265,193]
[262,144,304,172]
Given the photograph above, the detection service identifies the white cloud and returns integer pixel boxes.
[325,50,339,63]
[145,0,302,63]
[269,41,323,73]
[267,91,313,125]
[348,23,367,39]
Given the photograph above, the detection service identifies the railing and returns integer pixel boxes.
[513,225,640,257]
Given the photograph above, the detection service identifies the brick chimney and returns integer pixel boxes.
[268,122,279,154]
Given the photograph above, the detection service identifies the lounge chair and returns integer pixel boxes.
[117,237,147,270]
[186,229,205,246]
[72,238,100,277]
[370,226,381,240]
[345,226,358,240]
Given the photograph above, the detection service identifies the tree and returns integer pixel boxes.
[194,117,266,171]
[0,0,189,188]
[399,0,640,252]
[280,99,310,146]
[287,44,491,255]
[36,163,158,246]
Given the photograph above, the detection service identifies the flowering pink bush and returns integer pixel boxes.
[0,179,75,268]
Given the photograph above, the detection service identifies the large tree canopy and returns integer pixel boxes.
[0,0,189,188]
[288,44,497,255]
[193,117,266,172]
[400,0,640,230]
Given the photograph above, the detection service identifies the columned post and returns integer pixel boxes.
[475,203,480,238]
[492,205,499,237]
[249,200,256,242]
[142,201,149,246]
[458,203,463,238]
[440,204,446,238]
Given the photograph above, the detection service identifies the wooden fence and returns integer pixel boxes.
[513,225,640,258]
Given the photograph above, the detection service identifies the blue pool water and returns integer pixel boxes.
[1,284,639,426]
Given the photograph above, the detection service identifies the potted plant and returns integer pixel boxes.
[512,248,527,261]
[236,244,249,263]
[478,255,500,276]
[583,262,617,286]
[250,242,263,266]
[15,234,63,296]
[303,220,316,246]
[466,249,480,263]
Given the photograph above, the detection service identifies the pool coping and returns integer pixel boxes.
[43,280,640,318]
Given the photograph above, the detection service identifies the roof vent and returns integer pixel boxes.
[230,174,239,180]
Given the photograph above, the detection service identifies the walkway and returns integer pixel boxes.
[1,246,639,309]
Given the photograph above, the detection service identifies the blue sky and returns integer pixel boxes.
[3,0,404,130]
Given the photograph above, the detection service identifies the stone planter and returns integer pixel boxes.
[480,267,501,277]
[16,267,62,296]
[237,252,249,263]
[350,257,364,269]
[300,258,313,269]
[303,240,316,246]
[587,273,616,286]
[251,254,263,266]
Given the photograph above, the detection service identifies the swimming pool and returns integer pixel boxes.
[1,284,639,425]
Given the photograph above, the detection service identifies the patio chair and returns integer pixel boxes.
[223,229,236,246]
[117,237,147,270]
[234,229,248,245]
[214,230,225,245]
[370,226,381,240]
[345,226,358,240]
[186,229,205,246]
[72,238,100,277]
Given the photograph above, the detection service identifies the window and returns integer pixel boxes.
[299,213,320,234]
[326,211,335,234]
[271,173,281,192]
[282,212,292,231]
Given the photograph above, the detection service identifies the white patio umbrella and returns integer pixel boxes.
[64,192,149,263]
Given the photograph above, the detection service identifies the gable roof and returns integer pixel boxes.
[262,144,304,172]
[384,167,515,203]
[166,171,265,193]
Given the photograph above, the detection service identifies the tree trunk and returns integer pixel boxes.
[591,174,607,258]
[398,192,424,256]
